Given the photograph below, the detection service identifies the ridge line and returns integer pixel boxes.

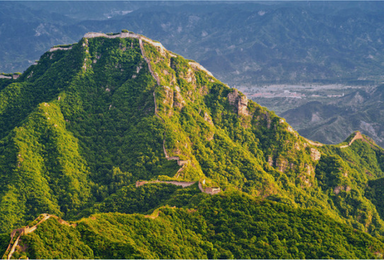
[138,38,187,176]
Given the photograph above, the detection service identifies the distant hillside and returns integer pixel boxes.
[281,85,384,146]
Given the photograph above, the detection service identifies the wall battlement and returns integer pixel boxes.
[83,32,167,55]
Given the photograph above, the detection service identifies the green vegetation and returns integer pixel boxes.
[78,183,201,218]
[12,192,384,259]
[2,34,384,258]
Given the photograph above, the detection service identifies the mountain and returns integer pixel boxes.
[2,1,384,86]
[4,193,384,259]
[281,86,384,146]
[0,2,81,73]
[4,1,384,161]
[2,32,384,258]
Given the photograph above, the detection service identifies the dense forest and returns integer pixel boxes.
[2,32,384,258]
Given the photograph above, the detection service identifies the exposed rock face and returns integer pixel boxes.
[227,89,238,105]
[310,148,321,161]
[228,89,249,116]
[174,86,185,109]
[206,132,214,141]
[334,185,351,194]
[268,156,274,167]
[276,158,288,172]
[184,68,196,83]
[161,86,174,116]
[163,86,174,106]
[287,125,299,137]
[305,164,314,175]
[204,112,213,125]
[238,95,248,116]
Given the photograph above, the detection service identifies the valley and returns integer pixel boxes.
[249,82,384,146]
[242,83,368,113]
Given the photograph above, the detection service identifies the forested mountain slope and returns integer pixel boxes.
[2,32,384,258]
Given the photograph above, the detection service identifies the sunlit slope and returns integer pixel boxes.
[0,32,384,242]
[5,192,384,259]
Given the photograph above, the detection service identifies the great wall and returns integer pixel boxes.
[3,214,74,259]
[339,131,364,149]
[0,74,20,80]
[303,131,367,149]
[48,31,221,194]
[135,32,219,194]
[53,31,194,179]
[135,179,221,195]
[138,36,189,177]
[49,46,73,52]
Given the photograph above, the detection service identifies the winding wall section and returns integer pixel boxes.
[138,37,188,175]
[4,214,73,259]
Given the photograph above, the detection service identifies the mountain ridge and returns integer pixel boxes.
[2,31,384,258]
[281,85,384,146]
[3,2,384,85]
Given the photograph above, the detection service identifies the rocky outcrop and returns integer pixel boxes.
[174,86,185,109]
[228,89,249,116]
[334,185,351,195]
[162,86,174,110]
[286,125,299,137]
[276,158,288,172]
[179,68,196,83]
[204,112,213,125]
[310,148,321,161]
[305,164,314,175]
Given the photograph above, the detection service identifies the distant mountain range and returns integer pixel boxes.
[2,1,384,86]
[280,85,384,146]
